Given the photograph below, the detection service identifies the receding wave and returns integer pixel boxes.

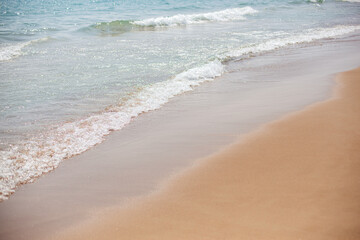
[0,60,224,201]
[1,25,359,201]
[0,37,50,62]
[88,7,258,35]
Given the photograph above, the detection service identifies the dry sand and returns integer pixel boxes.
[55,67,360,240]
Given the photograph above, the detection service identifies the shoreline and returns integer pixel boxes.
[1,36,359,240]
[2,27,360,203]
[55,67,360,240]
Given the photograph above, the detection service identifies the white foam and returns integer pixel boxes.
[308,0,325,3]
[0,60,224,201]
[0,38,49,62]
[133,7,258,27]
[222,25,360,60]
[342,0,360,2]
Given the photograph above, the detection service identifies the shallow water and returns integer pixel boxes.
[1,0,360,200]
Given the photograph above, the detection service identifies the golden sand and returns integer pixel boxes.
[55,67,360,240]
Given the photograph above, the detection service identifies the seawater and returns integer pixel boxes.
[0,0,360,201]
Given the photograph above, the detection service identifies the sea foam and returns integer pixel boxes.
[0,60,225,201]
[222,25,360,60]
[0,38,49,62]
[133,7,258,26]
[90,7,257,35]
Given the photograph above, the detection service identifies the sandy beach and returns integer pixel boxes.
[53,67,360,240]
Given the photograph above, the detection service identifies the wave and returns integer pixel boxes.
[221,25,360,60]
[307,0,325,3]
[0,37,50,62]
[91,20,136,34]
[0,60,224,201]
[133,7,258,27]
[1,25,359,201]
[342,0,360,2]
[89,7,257,35]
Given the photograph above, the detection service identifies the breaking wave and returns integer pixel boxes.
[133,7,258,26]
[89,7,258,34]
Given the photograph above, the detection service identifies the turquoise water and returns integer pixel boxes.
[0,0,360,200]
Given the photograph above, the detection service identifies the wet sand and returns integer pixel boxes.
[55,67,360,240]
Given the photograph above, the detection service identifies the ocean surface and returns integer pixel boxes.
[0,0,359,201]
